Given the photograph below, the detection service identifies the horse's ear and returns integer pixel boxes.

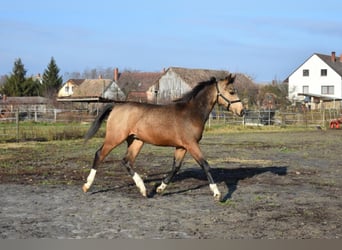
[210,77,216,83]
[226,74,236,84]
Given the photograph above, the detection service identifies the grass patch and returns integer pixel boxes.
[0,120,323,143]
[205,124,319,135]
[220,199,237,207]
[0,121,106,142]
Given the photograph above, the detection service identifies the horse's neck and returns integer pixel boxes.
[190,85,216,121]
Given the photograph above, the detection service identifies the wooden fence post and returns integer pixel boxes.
[16,108,19,142]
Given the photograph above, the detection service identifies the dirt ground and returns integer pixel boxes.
[0,129,341,239]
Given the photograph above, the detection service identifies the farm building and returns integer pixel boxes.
[114,67,233,104]
[154,67,254,104]
[57,67,251,106]
[57,76,126,114]
[57,79,84,97]
[57,77,125,102]
[115,68,163,103]
[286,51,342,109]
[0,96,51,120]
[155,67,230,103]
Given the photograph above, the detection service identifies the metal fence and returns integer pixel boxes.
[1,108,341,142]
[0,108,95,123]
[208,109,342,128]
[0,109,96,142]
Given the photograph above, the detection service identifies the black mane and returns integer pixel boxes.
[173,77,216,103]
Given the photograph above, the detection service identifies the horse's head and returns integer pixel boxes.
[216,74,245,117]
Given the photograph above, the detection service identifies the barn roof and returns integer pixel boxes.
[117,71,163,95]
[66,79,85,86]
[167,67,230,88]
[71,79,113,97]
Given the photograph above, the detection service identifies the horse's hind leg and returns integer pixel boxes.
[121,137,146,197]
[82,140,120,192]
[156,147,186,193]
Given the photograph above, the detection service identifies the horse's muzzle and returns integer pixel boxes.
[239,109,246,117]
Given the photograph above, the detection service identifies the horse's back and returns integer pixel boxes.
[106,102,190,146]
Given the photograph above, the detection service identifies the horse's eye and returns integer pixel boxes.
[226,84,237,95]
[228,88,236,95]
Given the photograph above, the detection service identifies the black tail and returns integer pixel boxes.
[84,103,114,141]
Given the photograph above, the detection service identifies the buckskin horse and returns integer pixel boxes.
[82,74,245,201]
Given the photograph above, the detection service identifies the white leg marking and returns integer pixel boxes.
[156,181,168,193]
[133,172,147,197]
[209,183,221,200]
[83,169,97,192]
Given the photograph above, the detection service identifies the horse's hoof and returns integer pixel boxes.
[213,193,222,202]
[156,182,167,193]
[140,190,147,197]
[209,184,221,201]
[82,184,89,193]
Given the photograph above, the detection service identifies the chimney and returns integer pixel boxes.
[331,51,336,62]
[340,54,342,63]
[114,68,119,82]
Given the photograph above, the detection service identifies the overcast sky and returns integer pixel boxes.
[1,0,341,82]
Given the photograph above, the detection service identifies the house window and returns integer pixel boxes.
[321,69,327,76]
[65,86,69,93]
[302,85,309,94]
[321,85,334,95]
[303,69,309,76]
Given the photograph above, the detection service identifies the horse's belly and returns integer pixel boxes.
[136,129,181,147]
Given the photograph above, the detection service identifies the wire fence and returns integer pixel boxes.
[208,109,341,128]
[0,108,341,142]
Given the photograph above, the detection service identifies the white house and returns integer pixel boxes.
[287,51,342,109]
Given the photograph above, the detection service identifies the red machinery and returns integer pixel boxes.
[330,117,342,129]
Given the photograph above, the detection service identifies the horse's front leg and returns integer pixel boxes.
[188,144,221,201]
[199,159,221,201]
[156,147,187,193]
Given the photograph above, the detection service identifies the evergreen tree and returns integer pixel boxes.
[21,77,42,96]
[42,57,63,97]
[1,58,27,96]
